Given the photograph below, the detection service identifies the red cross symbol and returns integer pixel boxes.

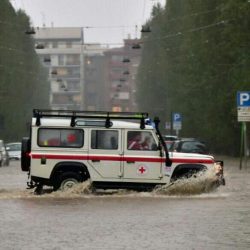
[138,166,146,174]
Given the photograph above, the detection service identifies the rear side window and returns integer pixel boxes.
[38,128,84,148]
[91,130,118,150]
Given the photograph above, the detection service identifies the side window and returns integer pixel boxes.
[127,131,157,151]
[38,128,84,148]
[91,130,118,150]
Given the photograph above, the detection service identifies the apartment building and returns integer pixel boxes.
[83,53,108,111]
[34,27,141,112]
[34,27,83,110]
[104,38,141,112]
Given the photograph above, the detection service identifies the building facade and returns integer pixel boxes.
[104,38,141,112]
[34,28,141,112]
[34,27,84,110]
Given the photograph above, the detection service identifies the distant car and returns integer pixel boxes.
[164,135,179,150]
[0,140,10,166]
[164,135,179,141]
[6,142,22,160]
[169,138,209,154]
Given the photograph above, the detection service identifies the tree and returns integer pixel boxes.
[0,0,49,142]
[136,0,250,155]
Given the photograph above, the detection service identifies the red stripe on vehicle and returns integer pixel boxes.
[32,154,89,160]
[31,154,214,164]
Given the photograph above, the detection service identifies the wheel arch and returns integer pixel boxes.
[50,161,90,183]
[171,164,207,181]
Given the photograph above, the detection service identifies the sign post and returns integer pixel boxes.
[237,91,250,169]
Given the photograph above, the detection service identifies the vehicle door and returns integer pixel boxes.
[123,130,163,180]
[88,128,122,179]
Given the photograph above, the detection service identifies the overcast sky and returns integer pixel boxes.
[11,0,166,45]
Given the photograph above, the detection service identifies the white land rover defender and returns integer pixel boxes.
[21,109,225,193]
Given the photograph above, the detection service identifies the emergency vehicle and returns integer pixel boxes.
[21,109,225,194]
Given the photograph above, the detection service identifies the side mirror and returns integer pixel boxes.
[166,158,172,167]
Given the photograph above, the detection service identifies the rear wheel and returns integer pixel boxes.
[56,172,82,191]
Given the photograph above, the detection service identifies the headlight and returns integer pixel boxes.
[214,161,223,174]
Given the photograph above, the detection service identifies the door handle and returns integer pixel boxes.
[126,161,135,164]
[41,156,46,165]
[92,160,100,162]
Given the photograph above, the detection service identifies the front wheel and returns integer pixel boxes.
[57,172,82,191]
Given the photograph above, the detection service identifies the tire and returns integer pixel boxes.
[184,169,198,179]
[57,172,82,191]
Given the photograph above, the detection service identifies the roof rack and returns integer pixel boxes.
[33,109,149,129]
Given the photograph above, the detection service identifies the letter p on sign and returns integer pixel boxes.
[237,92,250,107]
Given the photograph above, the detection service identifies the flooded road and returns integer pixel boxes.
[0,158,250,250]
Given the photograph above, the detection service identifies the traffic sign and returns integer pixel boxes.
[173,113,182,122]
[237,91,250,122]
[172,113,182,130]
[237,91,250,107]
[173,122,182,130]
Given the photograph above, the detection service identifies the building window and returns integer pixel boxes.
[66,42,72,48]
[66,54,80,65]
[111,55,123,62]
[52,42,58,48]
[58,55,64,65]
[112,68,123,74]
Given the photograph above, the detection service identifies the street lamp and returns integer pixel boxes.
[122,58,130,63]
[25,27,36,35]
[141,25,151,33]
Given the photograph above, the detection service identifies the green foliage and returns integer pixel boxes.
[0,0,49,142]
[137,0,250,155]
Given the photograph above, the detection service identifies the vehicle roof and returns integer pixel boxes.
[164,135,178,138]
[174,138,206,143]
[32,117,154,130]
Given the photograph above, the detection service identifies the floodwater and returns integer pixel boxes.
[0,158,250,250]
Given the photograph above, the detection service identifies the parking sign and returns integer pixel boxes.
[173,113,182,122]
[237,92,250,107]
[237,91,250,122]
[172,113,182,130]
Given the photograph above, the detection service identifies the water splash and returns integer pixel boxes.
[0,169,223,199]
[49,180,93,198]
[153,168,220,196]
